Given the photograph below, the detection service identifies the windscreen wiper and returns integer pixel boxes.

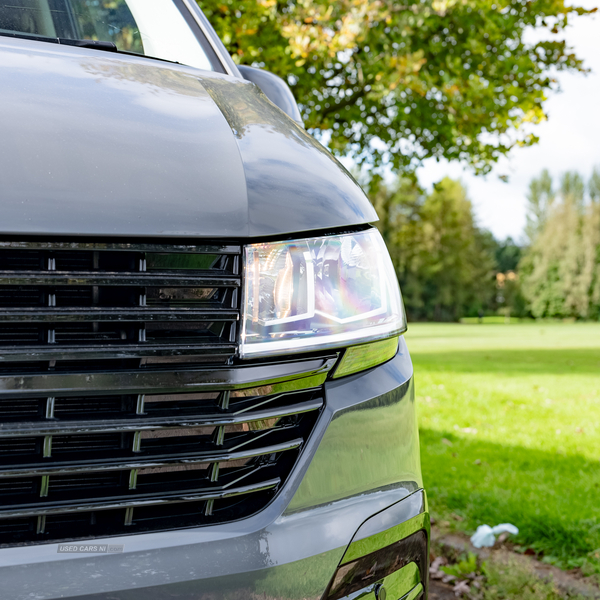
[0,30,181,64]
[0,31,117,52]
[59,38,117,52]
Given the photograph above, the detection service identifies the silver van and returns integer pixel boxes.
[0,1,429,599]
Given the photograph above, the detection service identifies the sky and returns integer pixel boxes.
[416,2,600,243]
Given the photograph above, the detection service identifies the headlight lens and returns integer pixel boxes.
[241,229,406,358]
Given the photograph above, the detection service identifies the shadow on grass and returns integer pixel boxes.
[420,428,600,567]
[411,349,600,375]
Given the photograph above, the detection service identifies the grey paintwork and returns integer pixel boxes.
[0,340,423,600]
[238,65,304,125]
[350,489,426,545]
[0,36,377,239]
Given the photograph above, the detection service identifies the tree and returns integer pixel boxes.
[372,176,496,321]
[197,0,593,177]
[369,174,424,264]
[525,169,554,243]
[495,237,522,273]
[520,170,600,319]
[560,170,585,207]
[588,166,600,203]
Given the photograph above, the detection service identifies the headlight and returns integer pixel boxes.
[240,229,406,358]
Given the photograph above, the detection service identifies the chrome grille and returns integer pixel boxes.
[0,241,328,546]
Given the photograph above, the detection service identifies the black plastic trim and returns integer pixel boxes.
[0,343,238,362]
[0,271,239,287]
[0,399,323,438]
[0,478,281,520]
[0,439,303,478]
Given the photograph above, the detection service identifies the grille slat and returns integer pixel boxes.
[0,357,333,397]
[0,478,282,520]
[0,271,240,287]
[0,343,238,362]
[0,439,303,479]
[51,433,126,454]
[0,399,323,438]
[0,307,239,322]
[0,241,241,254]
[0,241,327,547]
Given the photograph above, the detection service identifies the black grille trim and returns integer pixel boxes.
[0,439,304,479]
[0,241,330,547]
[0,241,241,254]
[0,397,324,437]
[0,479,282,520]
[0,343,238,362]
[0,271,240,287]
[0,307,240,322]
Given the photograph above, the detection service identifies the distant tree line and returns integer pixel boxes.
[370,175,498,321]
[370,169,600,321]
[519,168,600,319]
[369,167,600,322]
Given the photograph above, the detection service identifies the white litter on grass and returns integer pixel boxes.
[470,523,519,548]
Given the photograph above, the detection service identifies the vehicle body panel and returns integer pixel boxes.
[0,37,376,239]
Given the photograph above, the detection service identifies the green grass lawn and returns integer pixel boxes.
[405,322,600,574]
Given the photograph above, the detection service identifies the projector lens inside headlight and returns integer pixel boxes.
[240,229,406,357]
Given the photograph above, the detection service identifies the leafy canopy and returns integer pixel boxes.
[197,0,593,175]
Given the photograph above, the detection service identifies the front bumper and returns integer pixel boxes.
[0,337,428,599]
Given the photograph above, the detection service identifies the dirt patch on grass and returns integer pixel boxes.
[430,579,461,599]
[431,527,600,599]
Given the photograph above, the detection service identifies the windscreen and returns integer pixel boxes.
[0,0,214,71]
